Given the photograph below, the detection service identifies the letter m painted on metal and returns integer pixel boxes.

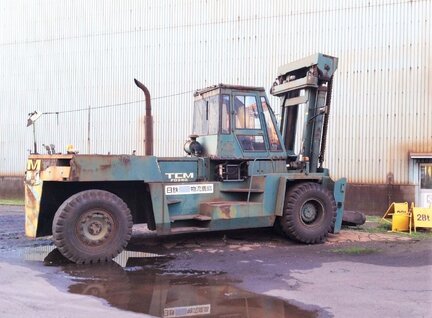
[27,159,41,171]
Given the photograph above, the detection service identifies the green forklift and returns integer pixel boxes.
[24,53,346,264]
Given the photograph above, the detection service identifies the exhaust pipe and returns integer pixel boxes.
[134,79,153,156]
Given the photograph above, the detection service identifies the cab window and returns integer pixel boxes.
[192,95,220,135]
[237,135,266,151]
[261,97,283,151]
[221,95,230,134]
[234,95,261,129]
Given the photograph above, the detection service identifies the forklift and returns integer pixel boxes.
[24,53,346,263]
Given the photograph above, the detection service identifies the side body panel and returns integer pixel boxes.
[25,154,343,238]
[70,155,163,182]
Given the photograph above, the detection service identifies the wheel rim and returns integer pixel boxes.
[77,209,115,246]
[300,200,324,225]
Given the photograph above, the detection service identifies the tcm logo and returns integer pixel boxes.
[26,159,41,171]
[165,172,194,182]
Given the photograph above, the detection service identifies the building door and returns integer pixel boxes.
[419,164,432,207]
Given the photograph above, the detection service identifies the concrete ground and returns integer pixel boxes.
[0,205,431,318]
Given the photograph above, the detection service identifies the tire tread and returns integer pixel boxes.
[52,189,133,264]
[281,182,336,244]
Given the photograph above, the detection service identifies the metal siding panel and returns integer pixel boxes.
[0,0,431,185]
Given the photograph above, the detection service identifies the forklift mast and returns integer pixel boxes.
[270,53,338,173]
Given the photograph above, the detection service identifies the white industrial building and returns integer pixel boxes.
[0,0,431,213]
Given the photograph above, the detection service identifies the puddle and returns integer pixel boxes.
[23,246,319,318]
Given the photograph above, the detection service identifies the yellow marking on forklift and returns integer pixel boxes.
[26,159,41,171]
[40,166,71,180]
[24,182,43,238]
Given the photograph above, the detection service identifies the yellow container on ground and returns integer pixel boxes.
[391,213,411,232]
[382,202,411,233]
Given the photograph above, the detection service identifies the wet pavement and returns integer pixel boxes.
[0,206,323,317]
[1,205,431,317]
[21,247,319,317]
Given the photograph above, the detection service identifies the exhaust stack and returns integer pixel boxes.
[134,79,153,156]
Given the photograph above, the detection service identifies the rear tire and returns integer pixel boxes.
[281,182,336,244]
[52,190,133,264]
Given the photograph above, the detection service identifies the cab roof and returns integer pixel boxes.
[194,83,265,97]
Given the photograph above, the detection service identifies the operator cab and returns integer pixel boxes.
[188,84,286,160]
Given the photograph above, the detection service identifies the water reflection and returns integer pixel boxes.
[23,245,162,267]
[25,247,318,318]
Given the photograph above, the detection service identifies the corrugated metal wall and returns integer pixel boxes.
[0,0,431,184]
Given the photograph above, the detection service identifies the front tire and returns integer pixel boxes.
[281,182,336,244]
[52,190,133,264]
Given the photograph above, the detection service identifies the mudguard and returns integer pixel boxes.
[333,178,347,233]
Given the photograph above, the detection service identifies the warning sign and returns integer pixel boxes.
[382,202,432,233]
[412,207,432,231]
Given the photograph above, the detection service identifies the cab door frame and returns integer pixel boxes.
[231,91,270,158]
